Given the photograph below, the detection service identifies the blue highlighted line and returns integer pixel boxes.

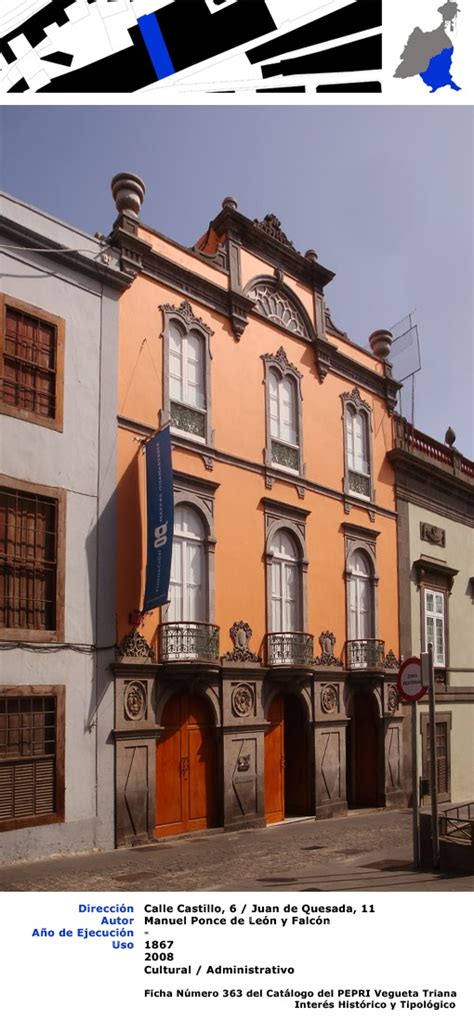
[137,14,175,80]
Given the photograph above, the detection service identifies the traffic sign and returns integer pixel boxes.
[397,657,428,703]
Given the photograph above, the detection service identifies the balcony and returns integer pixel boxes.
[346,639,385,671]
[391,416,474,481]
[265,631,314,668]
[159,622,220,664]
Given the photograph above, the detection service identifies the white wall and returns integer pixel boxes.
[0,194,123,862]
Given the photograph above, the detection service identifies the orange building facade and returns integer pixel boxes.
[109,174,405,847]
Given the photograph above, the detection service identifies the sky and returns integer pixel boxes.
[1,105,473,456]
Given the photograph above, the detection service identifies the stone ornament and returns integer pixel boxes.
[387,685,399,714]
[224,621,261,663]
[231,684,256,718]
[111,172,145,218]
[253,213,296,251]
[369,329,393,360]
[124,681,147,721]
[160,299,213,338]
[383,649,400,670]
[262,345,303,379]
[420,522,446,547]
[237,754,251,773]
[341,387,371,413]
[313,631,342,667]
[116,629,154,661]
[321,684,339,714]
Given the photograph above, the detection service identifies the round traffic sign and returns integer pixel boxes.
[396,657,427,703]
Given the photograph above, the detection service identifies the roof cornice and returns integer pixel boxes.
[208,206,335,291]
[0,214,131,291]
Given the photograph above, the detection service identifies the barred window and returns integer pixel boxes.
[0,689,65,830]
[0,295,65,430]
[0,486,58,633]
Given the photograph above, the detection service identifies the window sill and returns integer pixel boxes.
[271,462,300,476]
[348,491,371,502]
[0,812,63,833]
[171,426,206,445]
[0,402,63,432]
[0,628,61,644]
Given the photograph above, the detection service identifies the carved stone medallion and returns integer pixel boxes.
[231,684,255,718]
[321,684,339,714]
[124,681,147,721]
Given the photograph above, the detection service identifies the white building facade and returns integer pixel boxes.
[0,192,130,863]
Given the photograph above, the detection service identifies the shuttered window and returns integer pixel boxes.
[3,306,56,418]
[0,295,65,431]
[0,691,64,829]
[0,487,58,632]
[421,712,451,804]
[426,721,449,798]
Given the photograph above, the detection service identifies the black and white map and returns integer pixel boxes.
[0,0,382,94]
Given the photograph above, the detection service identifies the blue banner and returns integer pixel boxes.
[143,426,174,612]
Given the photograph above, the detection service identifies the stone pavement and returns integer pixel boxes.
[0,810,473,892]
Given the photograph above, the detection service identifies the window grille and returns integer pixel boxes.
[3,306,57,419]
[0,487,57,631]
[0,695,57,822]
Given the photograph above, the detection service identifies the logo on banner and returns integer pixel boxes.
[143,426,173,612]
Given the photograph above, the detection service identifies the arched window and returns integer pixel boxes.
[348,550,374,640]
[245,278,311,339]
[162,301,213,443]
[345,407,369,477]
[263,347,303,474]
[270,530,302,632]
[169,323,205,411]
[341,389,373,501]
[169,505,207,622]
[269,369,298,446]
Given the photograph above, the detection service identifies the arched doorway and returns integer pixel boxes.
[264,692,309,824]
[347,689,380,808]
[155,692,218,838]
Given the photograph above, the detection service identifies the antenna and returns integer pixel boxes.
[389,312,422,426]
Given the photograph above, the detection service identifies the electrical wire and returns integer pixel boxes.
[0,244,110,254]
[0,641,118,654]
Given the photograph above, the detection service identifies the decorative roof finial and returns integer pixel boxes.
[111,172,145,219]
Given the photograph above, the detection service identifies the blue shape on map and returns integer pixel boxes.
[419,46,461,92]
[137,14,175,80]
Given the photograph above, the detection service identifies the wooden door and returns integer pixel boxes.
[264,694,284,824]
[284,694,309,816]
[353,691,379,807]
[155,693,217,837]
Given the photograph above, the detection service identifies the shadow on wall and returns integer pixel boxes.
[84,447,143,731]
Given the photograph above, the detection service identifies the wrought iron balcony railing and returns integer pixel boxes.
[265,631,314,667]
[346,639,385,671]
[159,622,220,664]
